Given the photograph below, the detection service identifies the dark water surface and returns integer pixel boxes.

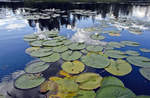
[0,2,150,97]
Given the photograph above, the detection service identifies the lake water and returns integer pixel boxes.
[0,2,150,98]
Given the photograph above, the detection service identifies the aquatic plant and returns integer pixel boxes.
[86,45,103,52]
[90,33,105,40]
[105,59,132,76]
[61,60,85,74]
[25,61,49,74]
[125,50,140,56]
[140,48,150,53]
[96,86,136,98]
[140,67,150,81]
[69,42,86,50]
[75,73,103,90]
[104,50,127,58]
[81,54,110,68]
[127,56,150,67]
[100,76,124,88]
[15,74,45,89]
[30,48,52,57]
[40,53,60,62]
[61,51,82,61]
[74,90,96,98]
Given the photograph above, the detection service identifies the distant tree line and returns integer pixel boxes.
[23,0,150,3]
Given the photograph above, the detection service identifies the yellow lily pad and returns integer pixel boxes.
[61,60,85,74]
[105,59,132,76]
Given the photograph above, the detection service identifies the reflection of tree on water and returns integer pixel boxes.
[1,2,150,31]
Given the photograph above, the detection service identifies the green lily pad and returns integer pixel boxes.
[125,50,140,56]
[107,42,125,48]
[69,43,86,50]
[24,34,38,39]
[25,47,40,54]
[105,59,132,76]
[86,45,103,52]
[104,50,127,58]
[30,48,52,57]
[101,76,124,88]
[136,95,150,98]
[61,60,85,74]
[90,33,105,40]
[56,78,78,92]
[81,54,110,68]
[96,86,136,98]
[40,53,60,63]
[121,41,140,46]
[74,90,96,98]
[15,74,45,89]
[53,36,67,41]
[30,40,43,47]
[75,73,103,90]
[53,45,68,53]
[25,61,49,74]
[140,67,150,81]
[127,56,150,67]
[61,51,82,61]
[62,40,72,45]
[24,38,37,42]
[43,40,63,47]
[140,48,150,53]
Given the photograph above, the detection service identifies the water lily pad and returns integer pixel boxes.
[121,41,140,46]
[140,67,150,81]
[105,59,132,76]
[74,90,96,98]
[53,45,68,53]
[104,50,127,58]
[125,50,140,56]
[30,40,43,47]
[101,76,124,88]
[96,86,136,98]
[56,78,78,92]
[90,33,105,40]
[136,95,150,98]
[43,40,63,47]
[25,47,40,54]
[86,45,103,52]
[53,36,67,41]
[62,40,72,45]
[61,51,82,61]
[107,42,125,48]
[15,74,45,89]
[81,54,110,68]
[75,73,103,90]
[40,80,58,93]
[24,38,37,42]
[127,56,150,67]
[25,61,49,73]
[24,34,38,39]
[69,43,86,50]
[30,48,52,57]
[40,53,60,63]
[140,48,150,53]
[61,60,85,74]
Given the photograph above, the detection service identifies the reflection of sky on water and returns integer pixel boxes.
[0,3,150,96]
